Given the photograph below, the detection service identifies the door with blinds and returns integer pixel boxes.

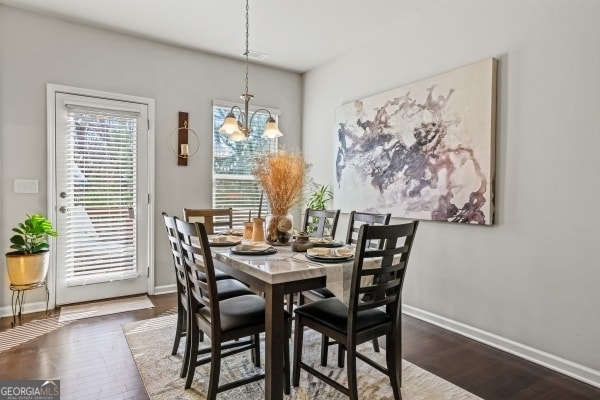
[53,91,151,305]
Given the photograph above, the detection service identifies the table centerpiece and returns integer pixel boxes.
[253,151,308,244]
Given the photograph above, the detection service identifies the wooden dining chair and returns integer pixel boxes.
[161,213,254,378]
[302,210,392,365]
[161,212,190,369]
[307,212,391,305]
[346,210,392,248]
[182,208,233,235]
[285,209,341,314]
[292,221,419,400]
[175,218,292,397]
[302,208,341,237]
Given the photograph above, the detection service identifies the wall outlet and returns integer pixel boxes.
[14,179,39,194]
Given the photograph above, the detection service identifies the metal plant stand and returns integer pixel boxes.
[9,280,50,327]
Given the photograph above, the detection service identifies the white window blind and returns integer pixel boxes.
[63,104,139,285]
[212,104,277,226]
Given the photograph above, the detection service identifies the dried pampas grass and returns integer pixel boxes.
[253,151,309,241]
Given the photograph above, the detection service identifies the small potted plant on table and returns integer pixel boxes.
[5,214,58,286]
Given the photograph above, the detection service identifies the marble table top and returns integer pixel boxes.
[212,245,354,301]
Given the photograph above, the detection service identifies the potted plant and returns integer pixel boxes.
[5,214,58,286]
[307,183,333,211]
[305,183,333,233]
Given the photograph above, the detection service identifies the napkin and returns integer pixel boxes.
[309,237,333,244]
[209,235,240,243]
[235,242,270,252]
[335,247,354,257]
[306,248,331,257]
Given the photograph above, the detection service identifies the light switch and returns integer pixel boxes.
[14,179,39,194]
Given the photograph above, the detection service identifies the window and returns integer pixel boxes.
[212,102,278,226]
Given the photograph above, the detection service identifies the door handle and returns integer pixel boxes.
[60,192,67,198]
[59,206,67,214]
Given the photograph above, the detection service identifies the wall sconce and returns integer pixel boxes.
[170,111,199,166]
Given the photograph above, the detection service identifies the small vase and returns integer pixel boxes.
[266,213,293,244]
[292,232,314,252]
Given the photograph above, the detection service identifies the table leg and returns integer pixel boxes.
[264,284,285,400]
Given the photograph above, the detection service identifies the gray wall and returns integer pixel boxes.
[302,0,600,386]
[0,6,301,307]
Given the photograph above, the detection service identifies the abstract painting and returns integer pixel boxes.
[334,58,497,225]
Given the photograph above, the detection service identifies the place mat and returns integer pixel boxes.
[58,295,154,322]
[123,313,483,399]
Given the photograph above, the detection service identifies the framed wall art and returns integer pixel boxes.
[334,58,497,225]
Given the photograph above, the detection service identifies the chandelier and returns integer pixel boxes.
[218,0,283,141]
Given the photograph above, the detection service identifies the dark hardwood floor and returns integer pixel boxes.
[1,293,599,399]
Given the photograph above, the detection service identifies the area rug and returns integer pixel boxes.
[58,295,154,322]
[123,314,482,400]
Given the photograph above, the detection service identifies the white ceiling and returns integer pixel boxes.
[0,0,439,73]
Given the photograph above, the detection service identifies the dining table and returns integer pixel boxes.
[211,243,354,400]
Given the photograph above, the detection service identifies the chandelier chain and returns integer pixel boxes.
[216,0,282,140]
[244,0,249,95]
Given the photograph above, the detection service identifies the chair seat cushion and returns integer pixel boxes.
[197,268,231,282]
[294,297,390,334]
[214,268,230,280]
[216,279,255,300]
[198,295,290,333]
[306,287,335,299]
[213,259,236,280]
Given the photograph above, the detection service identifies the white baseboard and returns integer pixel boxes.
[0,301,50,320]
[153,284,176,295]
[402,304,600,389]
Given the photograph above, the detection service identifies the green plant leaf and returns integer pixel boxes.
[8,214,58,254]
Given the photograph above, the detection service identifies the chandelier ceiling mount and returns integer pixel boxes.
[218,0,283,142]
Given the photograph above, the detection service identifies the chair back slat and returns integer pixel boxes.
[303,208,340,237]
[162,213,189,310]
[182,208,233,235]
[348,221,419,330]
[346,211,392,249]
[175,218,221,328]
